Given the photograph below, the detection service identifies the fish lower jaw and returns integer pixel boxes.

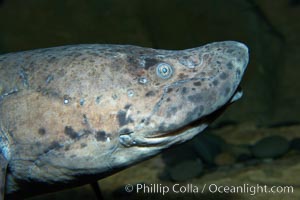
[126,123,208,148]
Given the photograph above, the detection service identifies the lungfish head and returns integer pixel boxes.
[112,41,248,166]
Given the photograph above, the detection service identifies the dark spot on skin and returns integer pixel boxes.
[236,69,241,77]
[184,105,204,124]
[83,129,92,134]
[224,87,231,97]
[127,56,138,66]
[145,91,155,97]
[227,49,235,53]
[166,97,171,102]
[64,126,79,139]
[43,141,61,154]
[158,123,166,132]
[81,143,87,148]
[167,107,178,118]
[158,123,178,132]
[64,145,70,151]
[192,88,196,91]
[188,93,203,103]
[95,96,101,104]
[144,58,159,70]
[193,81,201,86]
[166,88,173,93]
[220,72,228,80]
[119,128,133,135]
[227,62,234,70]
[38,128,46,135]
[48,141,61,149]
[178,73,188,79]
[95,131,108,142]
[117,110,134,126]
[213,80,219,86]
[141,118,150,125]
[82,114,88,125]
[181,87,188,95]
[124,104,132,109]
[194,105,204,117]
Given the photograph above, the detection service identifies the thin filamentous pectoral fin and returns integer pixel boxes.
[0,153,8,200]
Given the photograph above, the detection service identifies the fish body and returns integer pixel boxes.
[0,41,248,198]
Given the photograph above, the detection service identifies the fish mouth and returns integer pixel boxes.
[142,85,243,141]
[127,108,221,148]
[119,85,243,147]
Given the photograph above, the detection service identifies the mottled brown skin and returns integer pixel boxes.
[0,41,248,198]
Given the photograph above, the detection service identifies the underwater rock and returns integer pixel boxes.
[290,137,300,152]
[244,158,260,166]
[214,152,235,166]
[224,144,252,160]
[167,159,203,182]
[232,163,245,170]
[236,154,253,162]
[161,141,199,166]
[161,140,205,181]
[157,169,171,181]
[192,133,225,164]
[251,135,290,159]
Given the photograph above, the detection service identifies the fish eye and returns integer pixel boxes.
[156,63,173,79]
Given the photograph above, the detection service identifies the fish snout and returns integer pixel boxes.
[224,41,249,78]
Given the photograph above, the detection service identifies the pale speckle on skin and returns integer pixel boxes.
[127,89,134,97]
[138,77,148,84]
